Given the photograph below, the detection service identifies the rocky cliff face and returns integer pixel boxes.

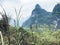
[52,3,60,29]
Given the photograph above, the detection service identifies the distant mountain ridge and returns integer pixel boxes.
[23,4,60,29]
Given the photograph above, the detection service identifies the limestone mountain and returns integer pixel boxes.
[23,4,52,27]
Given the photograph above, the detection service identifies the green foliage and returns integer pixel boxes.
[0,25,60,45]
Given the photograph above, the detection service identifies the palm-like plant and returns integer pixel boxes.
[0,4,10,45]
[13,6,24,45]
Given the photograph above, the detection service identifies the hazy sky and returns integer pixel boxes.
[0,0,60,26]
